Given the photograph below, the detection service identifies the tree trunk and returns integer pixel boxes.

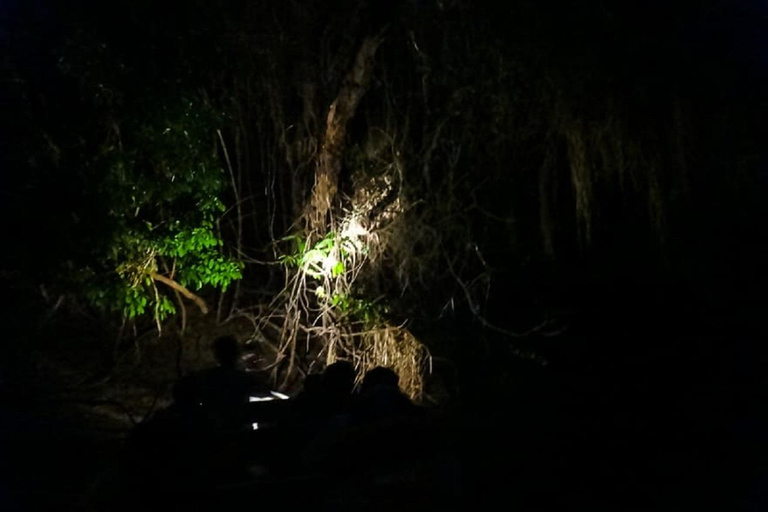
[306,33,386,234]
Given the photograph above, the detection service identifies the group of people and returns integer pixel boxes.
[292,360,420,425]
[122,336,421,492]
[152,335,419,434]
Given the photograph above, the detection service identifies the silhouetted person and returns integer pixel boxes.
[291,373,324,419]
[361,366,399,390]
[197,335,266,432]
[355,367,418,422]
[321,360,356,415]
[294,362,358,473]
[150,375,208,434]
[302,367,423,477]
[288,362,356,426]
[122,376,213,506]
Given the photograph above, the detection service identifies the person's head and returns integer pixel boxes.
[212,335,241,368]
[361,366,399,394]
[322,361,356,395]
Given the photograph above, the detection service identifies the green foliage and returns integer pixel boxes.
[279,232,362,275]
[332,293,389,326]
[278,230,387,324]
[83,97,243,322]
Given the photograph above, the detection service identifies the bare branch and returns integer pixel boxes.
[150,272,209,315]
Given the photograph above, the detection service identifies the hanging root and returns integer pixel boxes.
[256,219,430,399]
[345,324,430,400]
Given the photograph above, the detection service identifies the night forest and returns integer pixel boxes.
[1,0,766,510]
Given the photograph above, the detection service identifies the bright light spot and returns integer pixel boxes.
[249,395,275,402]
[339,216,370,257]
[341,217,368,239]
[322,254,339,273]
[270,391,290,400]
[252,422,259,430]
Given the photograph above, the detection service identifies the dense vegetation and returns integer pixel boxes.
[1,0,764,408]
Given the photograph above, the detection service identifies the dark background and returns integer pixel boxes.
[1,0,766,510]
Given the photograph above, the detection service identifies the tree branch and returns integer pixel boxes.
[150,272,209,315]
